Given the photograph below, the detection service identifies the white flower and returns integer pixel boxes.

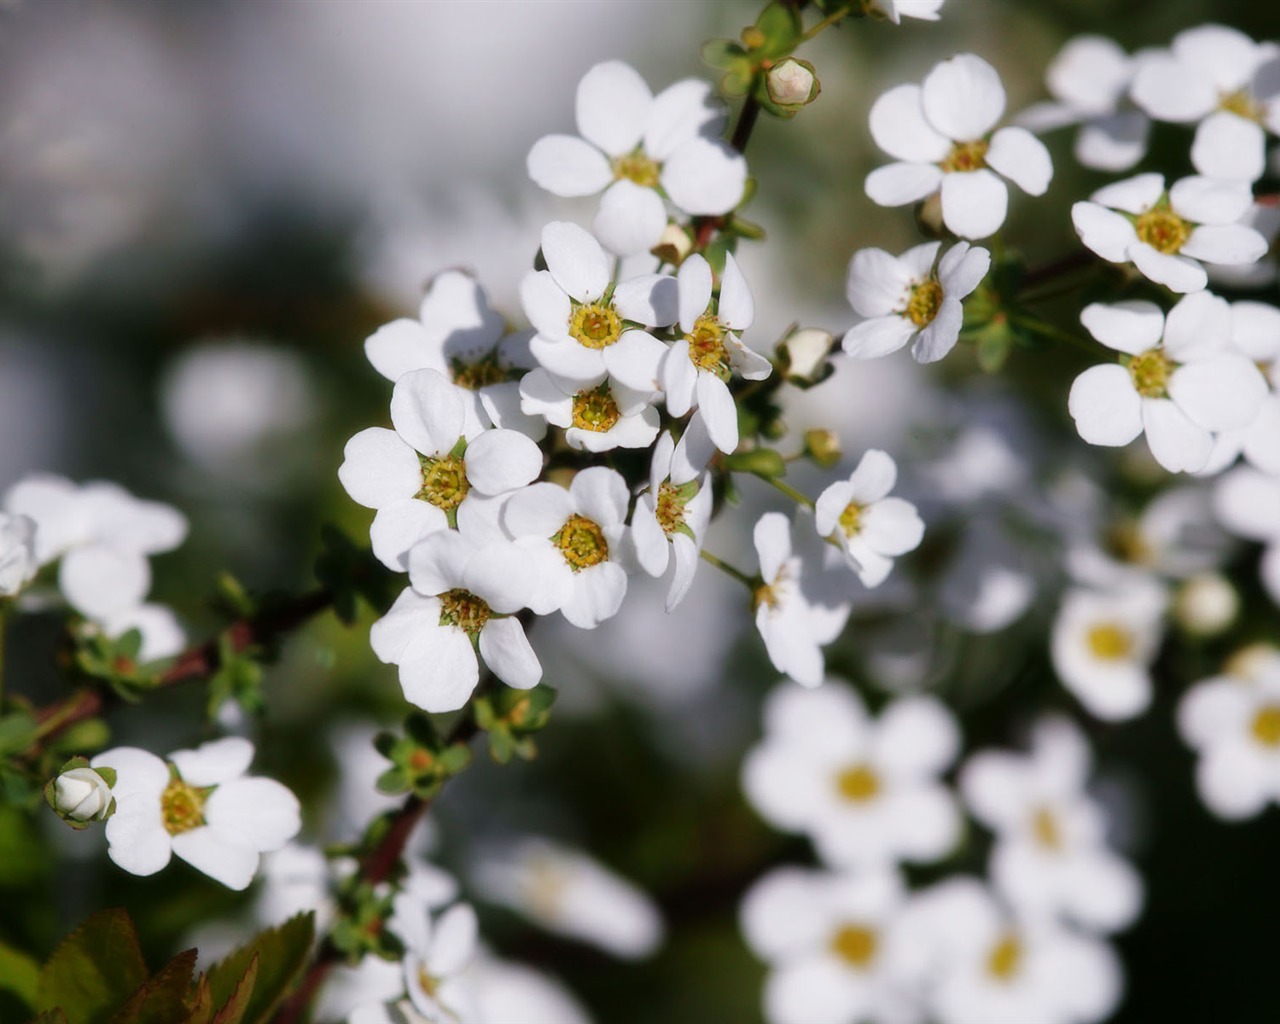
[1130,24,1280,182]
[521,221,675,384]
[865,0,944,23]
[661,252,770,453]
[52,766,113,822]
[464,954,592,1024]
[1068,292,1268,473]
[370,528,541,711]
[338,368,543,571]
[1018,35,1151,172]
[518,369,660,453]
[1211,201,1280,288]
[1071,173,1267,292]
[752,512,854,687]
[90,737,300,891]
[393,898,480,1023]
[1050,585,1165,721]
[526,61,747,255]
[1173,572,1239,636]
[740,867,920,1024]
[0,511,37,597]
[1212,465,1280,606]
[815,449,924,587]
[742,681,961,868]
[631,424,715,611]
[865,54,1052,239]
[842,241,990,364]
[961,717,1143,934]
[1178,661,1280,819]
[502,468,630,629]
[1198,299,1280,475]
[473,837,664,960]
[364,269,544,439]
[909,878,1123,1024]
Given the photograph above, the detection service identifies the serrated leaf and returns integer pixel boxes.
[205,913,314,1024]
[0,937,40,1008]
[109,949,197,1024]
[210,955,256,1024]
[179,974,213,1024]
[36,908,148,1024]
[27,1010,69,1024]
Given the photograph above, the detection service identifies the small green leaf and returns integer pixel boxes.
[209,956,256,1024]
[36,908,148,1024]
[205,913,314,1024]
[724,448,787,478]
[487,726,515,765]
[109,949,197,1024]
[0,937,40,1009]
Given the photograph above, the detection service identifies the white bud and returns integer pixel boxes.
[1225,642,1280,682]
[780,327,834,383]
[766,59,818,108]
[1174,573,1238,638]
[0,512,38,597]
[54,767,113,821]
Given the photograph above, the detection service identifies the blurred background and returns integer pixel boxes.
[3,1,1280,1021]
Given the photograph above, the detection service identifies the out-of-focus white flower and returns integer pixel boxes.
[90,737,300,890]
[815,449,924,588]
[1211,201,1280,288]
[1068,293,1268,473]
[741,866,920,1024]
[1211,465,1280,605]
[843,241,990,364]
[254,843,335,932]
[394,899,480,1023]
[99,601,187,663]
[371,528,542,711]
[866,54,1052,239]
[527,61,746,255]
[906,878,1123,1024]
[661,252,770,454]
[1130,24,1280,182]
[518,370,660,453]
[961,718,1143,934]
[938,522,1036,635]
[864,0,944,23]
[0,511,38,597]
[339,368,543,571]
[502,468,630,629]
[464,952,593,1024]
[742,681,960,868]
[1179,661,1280,819]
[472,837,664,960]
[1198,299,1280,476]
[1173,572,1239,636]
[52,765,113,822]
[1051,585,1166,721]
[752,512,854,686]
[1072,173,1267,293]
[1018,36,1151,172]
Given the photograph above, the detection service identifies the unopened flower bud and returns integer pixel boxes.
[1174,573,1238,638]
[804,429,842,469]
[767,59,820,109]
[0,512,38,597]
[1225,642,1280,682]
[52,766,114,822]
[651,223,693,267]
[779,327,834,385]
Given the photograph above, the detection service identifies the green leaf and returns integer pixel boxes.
[205,913,314,1024]
[27,1010,69,1024]
[179,974,213,1024]
[0,937,40,1009]
[723,448,787,478]
[210,955,256,1024]
[108,949,197,1024]
[487,726,515,765]
[0,805,49,887]
[36,908,148,1024]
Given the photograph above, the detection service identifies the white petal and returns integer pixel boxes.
[1142,398,1213,472]
[1047,35,1132,113]
[1130,244,1208,293]
[665,532,699,611]
[92,746,169,798]
[369,588,438,664]
[1068,364,1143,446]
[814,480,854,538]
[364,318,437,382]
[886,785,962,862]
[205,776,301,852]
[400,626,479,712]
[661,137,747,216]
[562,563,627,628]
[614,274,679,328]
[391,369,469,454]
[408,530,471,598]
[677,254,713,334]
[464,430,542,495]
[338,428,421,510]
[542,222,609,302]
[860,498,924,556]
[845,247,918,318]
[754,512,792,583]
[603,330,667,393]
[593,180,667,257]
[865,162,943,207]
[60,546,149,619]
[1170,175,1254,225]
[1072,202,1138,262]
[923,53,1006,140]
[1181,224,1269,266]
[645,78,721,159]
[521,270,573,342]
[986,126,1053,195]
[1075,112,1150,172]
[503,483,575,540]
[370,500,447,572]
[842,316,916,360]
[530,336,607,384]
[1169,356,1267,431]
[1191,112,1266,182]
[1197,743,1271,820]
[937,241,990,299]
[939,169,1008,239]
[869,83,951,161]
[527,134,613,197]
[478,616,541,689]
[1090,172,1165,213]
[1174,25,1260,92]
[104,808,171,877]
[1079,301,1165,354]
[873,697,959,779]
[171,827,260,890]
[912,297,963,363]
[1130,55,1216,121]
[846,449,898,504]
[570,466,629,527]
[576,60,650,157]
[427,903,479,978]
[1178,679,1251,749]
[696,373,739,453]
[170,737,253,787]
[719,252,754,331]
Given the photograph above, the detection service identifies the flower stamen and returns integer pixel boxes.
[418,454,470,510]
[1087,622,1133,661]
[555,514,609,571]
[986,933,1023,982]
[830,924,878,968]
[161,777,207,836]
[1251,705,1280,747]
[1127,348,1172,399]
[835,763,881,803]
[941,139,989,173]
[612,151,661,188]
[1134,207,1190,254]
[438,589,491,637]
[905,279,944,327]
[571,383,622,433]
[686,314,729,375]
[569,303,623,349]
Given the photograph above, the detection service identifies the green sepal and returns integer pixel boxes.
[375,714,471,799]
[751,2,804,59]
[474,686,557,764]
[723,448,787,478]
[207,634,266,720]
[330,887,398,962]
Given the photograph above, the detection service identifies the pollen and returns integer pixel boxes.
[438,588,491,637]
[418,454,470,510]
[655,481,687,536]
[986,933,1023,981]
[905,279,944,327]
[1134,207,1190,254]
[1031,806,1063,850]
[1219,88,1264,123]
[686,314,729,375]
[830,924,878,968]
[835,763,881,803]
[1250,705,1280,747]
[1086,622,1133,661]
[416,966,439,998]
[569,302,623,349]
[160,777,207,836]
[941,138,989,173]
[555,514,609,571]
[839,502,863,537]
[1127,348,1172,399]
[451,351,507,391]
[612,150,661,188]
[571,383,622,433]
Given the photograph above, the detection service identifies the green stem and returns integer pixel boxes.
[802,6,852,40]
[699,548,756,589]
[756,472,815,509]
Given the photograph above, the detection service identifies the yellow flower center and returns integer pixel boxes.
[418,454,470,511]
[416,965,439,999]
[569,302,623,349]
[941,139,989,173]
[1134,207,1190,254]
[839,502,863,538]
[1251,705,1280,747]
[555,514,609,571]
[1219,88,1264,122]
[655,481,687,536]
[686,314,729,375]
[905,279,944,327]
[1127,348,1173,399]
[1105,521,1153,566]
[835,763,881,803]
[438,588,491,637]
[571,383,622,433]
[986,933,1023,982]
[1086,622,1133,661]
[830,924,878,968]
[450,352,506,391]
[1032,806,1063,850]
[612,150,661,188]
[161,777,207,836]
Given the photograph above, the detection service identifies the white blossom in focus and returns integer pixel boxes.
[866,54,1052,239]
[518,369,660,453]
[815,449,924,587]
